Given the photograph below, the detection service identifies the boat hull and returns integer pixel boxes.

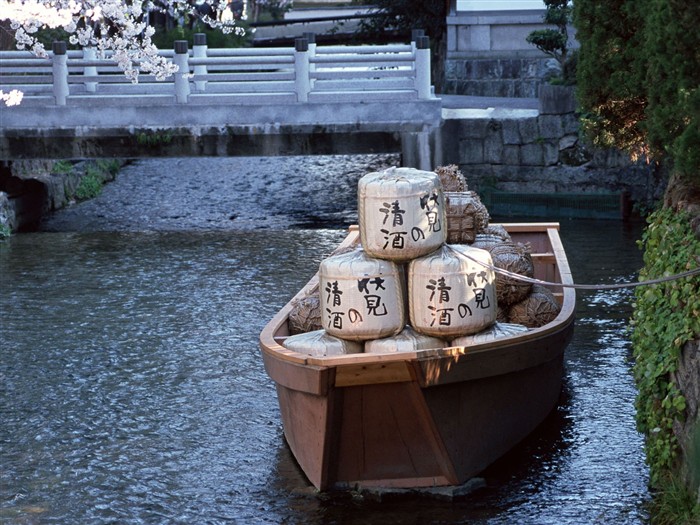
[260,223,576,491]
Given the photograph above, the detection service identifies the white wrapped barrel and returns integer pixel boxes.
[319,248,406,341]
[358,167,447,261]
[365,325,446,354]
[283,329,363,357]
[451,322,528,346]
[409,244,497,338]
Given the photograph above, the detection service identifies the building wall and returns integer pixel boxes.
[446,1,578,98]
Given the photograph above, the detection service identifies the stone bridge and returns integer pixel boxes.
[0,35,442,170]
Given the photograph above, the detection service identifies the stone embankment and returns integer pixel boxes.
[0,159,122,232]
[441,86,667,216]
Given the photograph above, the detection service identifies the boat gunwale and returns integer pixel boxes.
[259,222,575,369]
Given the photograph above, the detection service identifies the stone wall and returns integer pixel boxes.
[440,87,667,213]
[446,7,578,98]
[444,54,559,98]
[0,159,122,232]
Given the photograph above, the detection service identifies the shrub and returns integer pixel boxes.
[52,160,74,175]
[74,165,103,201]
[526,0,573,68]
[631,207,700,487]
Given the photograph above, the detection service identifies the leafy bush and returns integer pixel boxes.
[631,207,700,487]
[526,0,572,67]
[74,165,104,200]
[52,160,74,175]
[95,159,121,177]
[574,0,700,183]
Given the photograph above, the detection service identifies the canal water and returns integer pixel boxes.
[1,156,650,523]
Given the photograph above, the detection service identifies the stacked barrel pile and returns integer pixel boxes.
[283,166,561,357]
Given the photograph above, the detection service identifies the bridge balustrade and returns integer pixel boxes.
[0,34,440,169]
[0,35,433,107]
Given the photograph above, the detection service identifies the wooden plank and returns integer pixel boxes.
[276,385,332,489]
[260,347,335,396]
[334,361,414,387]
[502,222,560,233]
[332,381,458,487]
[423,354,563,483]
[530,252,555,263]
[418,328,571,387]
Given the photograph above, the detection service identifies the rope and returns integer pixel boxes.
[459,252,700,291]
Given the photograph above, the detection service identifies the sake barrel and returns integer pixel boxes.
[451,322,528,346]
[283,329,363,357]
[319,248,406,341]
[358,167,447,261]
[365,325,446,354]
[444,191,490,244]
[409,244,497,338]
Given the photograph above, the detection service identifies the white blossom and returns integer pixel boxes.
[0,0,241,105]
[0,89,24,106]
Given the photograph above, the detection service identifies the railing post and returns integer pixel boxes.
[411,28,425,51]
[414,35,431,100]
[304,32,316,72]
[83,46,97,93]
[294,38,310,103]
[193,33,207,92]
[51,41,69,106]
[173,40,190,103]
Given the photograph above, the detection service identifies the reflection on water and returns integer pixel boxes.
[1,157,650,523]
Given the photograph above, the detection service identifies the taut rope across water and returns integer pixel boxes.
[461,252,700,291]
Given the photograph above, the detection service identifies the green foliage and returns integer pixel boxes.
[631,207,700,488]
[32,27,80,50]
[646,471,700,525]
[526,0,572,66]
[150,22,251,50]
[52,160,74,175]
[644,0,700,184]
[136,130,173,146]
[95,158,121,177]
[574,0,649,158]
[74,165,103,201]
[575,0,700,182]
[0,223,10,240]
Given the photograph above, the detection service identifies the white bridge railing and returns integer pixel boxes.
[0,34,433,107]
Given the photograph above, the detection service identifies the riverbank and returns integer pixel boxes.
[0,159,123,235]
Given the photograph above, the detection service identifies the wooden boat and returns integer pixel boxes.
[259,223,575,491]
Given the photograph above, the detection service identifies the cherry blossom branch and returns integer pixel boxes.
[0,0,243,104]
